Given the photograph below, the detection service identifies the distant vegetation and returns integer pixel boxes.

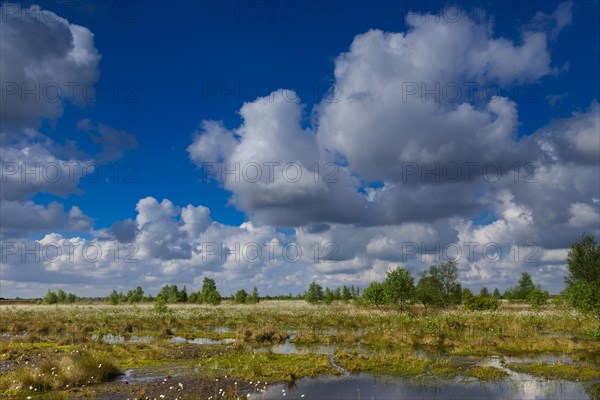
[33,234,600,317]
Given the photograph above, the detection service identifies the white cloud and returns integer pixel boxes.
[568,202,600,228]
[0,3,100,133]
[0,200,93,235]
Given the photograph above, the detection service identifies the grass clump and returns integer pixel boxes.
[334,350,429,376]
[236,326,288,344]
[198,350,336,382]
[0,351,120,393]
[463,366,508,381]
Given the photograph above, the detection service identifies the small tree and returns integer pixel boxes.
[516,272,535,300]
[492,288,502,299]
[464,294,499,311]
[383,268,415,312]
[462,288,474,303]
[200,278,221,305]
[361,281,385,308]
[43,290,58,305]
[342,286,352,302]
[178,286,188,302]
[479,287,490,297]
[107,290,120,306]
[421,261,461,306]
[324,287,335,304]
[66,293,77,303]
[333,287,342,300]
[305,281,324,304]
[527,287,549,310]
[127,286,144,303]
[56,289,67,303]
[248,287,260,304]
[233,289,248,304]
[565,233,600,316]
[154,297,168,314]
[205,290,221,305]
[416,275,444,310]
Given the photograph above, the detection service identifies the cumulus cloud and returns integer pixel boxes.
[0,200,93,236]
[535,102,600,165]
[0,142,90,201]
[0,3,100,133]
[568,202,600,228]
[187,90,366,226]
[188,3,580,229]
[0,4,136,242]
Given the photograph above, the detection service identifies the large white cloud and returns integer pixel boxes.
[187,90,367,226]
[0,3,100,133]
[0,4,137,242]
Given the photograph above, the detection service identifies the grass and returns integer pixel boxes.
[508,362,600,381]
[1,301,599,397]
[198,350,338,382]
[0,351,119,394]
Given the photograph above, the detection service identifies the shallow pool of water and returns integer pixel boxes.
[170,336,235,345]
[250,373,593,400]
[92,333,155,345]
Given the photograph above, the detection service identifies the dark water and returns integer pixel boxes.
[251,374,593,400]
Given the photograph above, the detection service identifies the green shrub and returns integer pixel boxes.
[464,294,499,311]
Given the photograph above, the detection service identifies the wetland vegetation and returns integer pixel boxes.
[1,234,598,399]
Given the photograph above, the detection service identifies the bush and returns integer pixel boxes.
[361,281,386,307]
[248,287,260,304]
[43,290,58,304]
[464,294,499,311]
[567,281,600,316]
[383,267,415,311]
[233,289,248,304]
[527,288,549,309]
[565,233,600,316]
[591,325,600,341]
[153,298,168,314]
[305,281,324,304]
[205,289,221,305]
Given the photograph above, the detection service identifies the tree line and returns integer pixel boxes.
[39,233,599,316]
[303,233,599,315]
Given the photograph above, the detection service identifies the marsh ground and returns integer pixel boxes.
[0,301,599,399]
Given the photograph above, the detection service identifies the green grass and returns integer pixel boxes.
[197,350,338,382]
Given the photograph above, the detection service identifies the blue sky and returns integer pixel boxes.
[1,1,599,297]
[28,0,600,227]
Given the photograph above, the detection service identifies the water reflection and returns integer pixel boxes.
[170,336,235,345]
[250,374,591,400]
